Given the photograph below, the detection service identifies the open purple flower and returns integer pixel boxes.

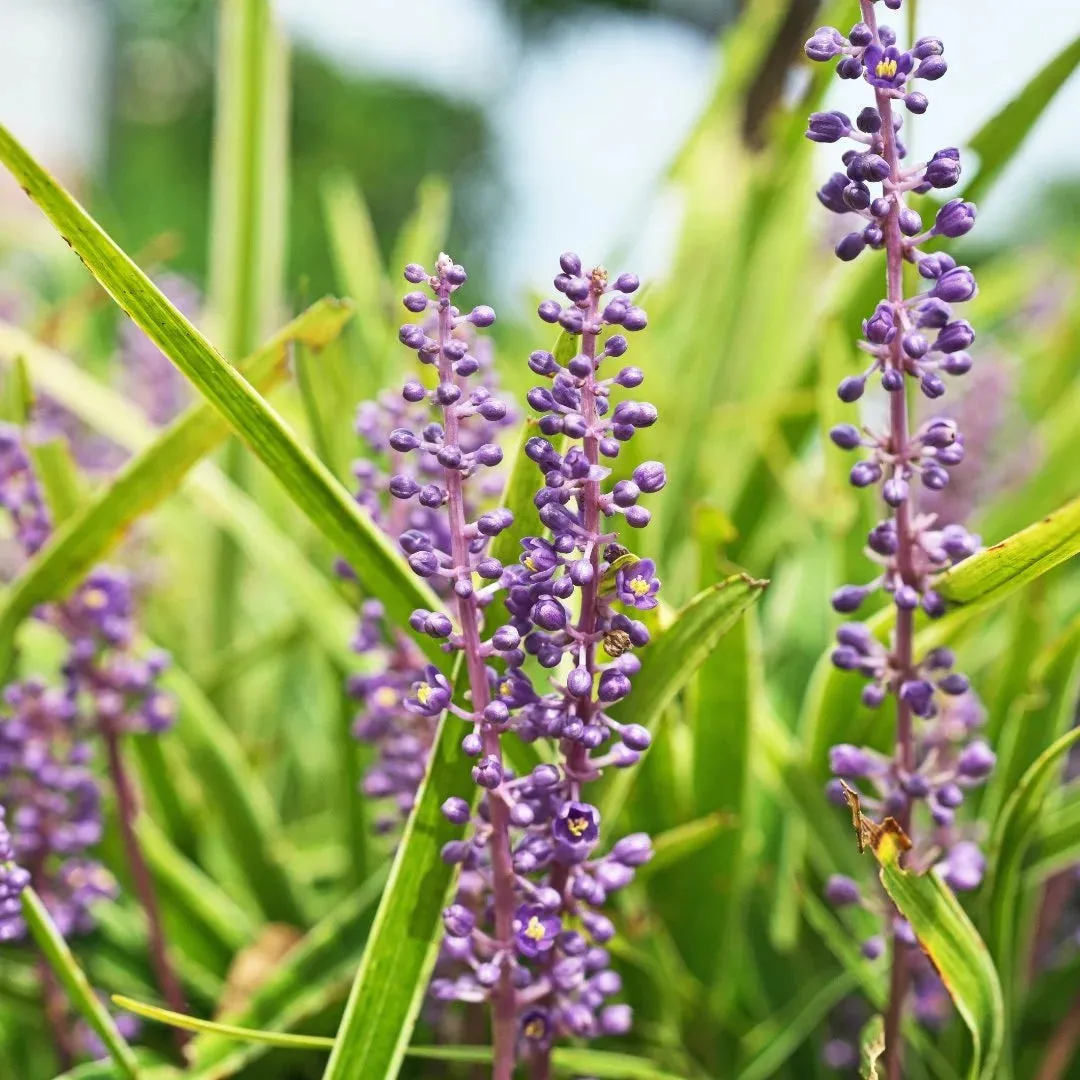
[863,44,913,89]
[615,559,660,610]
[553,801,601,863]
[405,665,452,716]
[513,904,561,958]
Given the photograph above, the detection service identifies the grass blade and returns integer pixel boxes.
[598,574,768,828]
[120,996,687,1080]
[848,799,1005,1080]
[0,123,444,662]
[985,724,1080,1028]
[736,970,858,1080]
[21,888,141,1080]
[0,301,355,670]
[206,0,289,678]
[114,995,334,1050]
[964,33,1080,205]
[319,657,470,1080]
[187,870,387,1078]
[161,657,308,925]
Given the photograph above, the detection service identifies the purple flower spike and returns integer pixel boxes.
[364,255,660,1069]
[810,8,997,1055]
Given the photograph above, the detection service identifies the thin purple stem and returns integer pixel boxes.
[860,3,916,1075]
[435,295,517,1080]
[102,721,189,1052]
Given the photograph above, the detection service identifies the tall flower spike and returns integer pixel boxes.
[807,2,990,1073]
[0,424,187,1032]
[428,254,660,1075]
[345,325,513,836]
[392,255,527,1079]
[394,255,659,1073]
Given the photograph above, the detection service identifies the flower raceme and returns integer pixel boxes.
[0,424,176,942]
[806,0,993,1066]
[380,253,663,1073]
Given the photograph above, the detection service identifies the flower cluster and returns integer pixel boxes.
[382,253,661,1072]
[806,0,992,1060]
[0,803,30,941]
[345,323,515,834]
[0,425,175,940]
[0,426,52,557]
[0,678,116,937]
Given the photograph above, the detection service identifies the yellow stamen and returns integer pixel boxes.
[375,687,398,709]
[417,685,433,706]
[524,916,547,942]
[524,1019,545,1039]
[499,680,512,698]
[524,556,537,572]
[628,576,651,597]
[567,815,589,837]
[875,57,898,79]
[82,587,109,610]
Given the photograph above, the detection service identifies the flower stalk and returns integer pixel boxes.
[807,0,992,1071]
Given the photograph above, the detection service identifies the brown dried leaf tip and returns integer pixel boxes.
[839,780,912,859]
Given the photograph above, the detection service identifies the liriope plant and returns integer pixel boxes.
[807,0,996,1072]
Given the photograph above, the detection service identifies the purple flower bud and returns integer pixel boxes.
[598,671,632,703]
[837,375,866,402]
[931,266,978,304]
[441,797,471,825]
[829,424,862,450]
[850,461,883,488]
[935,320,975,353]
[538,300,562,324]
[958,740,995,779]
[807,110,852,143]
[620,723,651,751]
[881,368,905,393]
[805,27,844,62]
[861,936,885,960]
[472,755,503,790]
[829,743,873,777]
[935,199,976,238]
[883,477,909,506]
[925,149,962,189]
[939,842,985,892]
[559,252,582,276]
[913,37,944,60]
[443,904,475,937]
[916,56,948,81]
[832,585,870,613]
[904,92,929,114]
[825,874,861,906]
[835,232,866,262]
[900,679,935,717]
[937,672,969,695]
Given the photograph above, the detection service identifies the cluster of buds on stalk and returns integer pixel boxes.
[373,253,662,1076]
[806,0,993,1069]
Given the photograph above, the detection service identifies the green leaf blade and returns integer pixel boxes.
[22,888,141,1080]
[0,124,444,662]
